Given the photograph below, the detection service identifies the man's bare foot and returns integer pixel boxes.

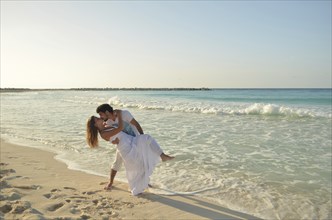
[160,153,175,162]
[104,182,112,190]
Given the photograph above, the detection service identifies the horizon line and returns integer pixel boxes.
[1,87,331,91]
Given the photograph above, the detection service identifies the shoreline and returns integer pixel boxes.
[0,139,261,219]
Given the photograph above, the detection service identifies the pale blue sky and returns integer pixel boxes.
[1,1,331,88]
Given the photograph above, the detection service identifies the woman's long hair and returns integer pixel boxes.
[86,116,99,148]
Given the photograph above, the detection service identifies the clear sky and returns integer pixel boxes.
[1,1,331,89]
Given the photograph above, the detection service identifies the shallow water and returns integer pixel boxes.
[1,89,331,219]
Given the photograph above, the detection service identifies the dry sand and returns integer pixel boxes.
[0,139,260,220]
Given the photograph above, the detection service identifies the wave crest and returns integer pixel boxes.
[109,96,330,118]
[242,103,316,117]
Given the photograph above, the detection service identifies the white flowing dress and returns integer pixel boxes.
[109,131,161,195]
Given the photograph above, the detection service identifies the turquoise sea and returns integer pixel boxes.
[1,89,331,219]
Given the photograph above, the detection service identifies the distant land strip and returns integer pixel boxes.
[1,88,330,93]
[0,87,211,92]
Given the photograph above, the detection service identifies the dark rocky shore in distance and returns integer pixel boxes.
[0,87,211,92]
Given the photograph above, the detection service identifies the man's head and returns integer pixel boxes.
[96,104,114,121]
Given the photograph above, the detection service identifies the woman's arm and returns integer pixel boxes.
[100,111,124,141]
[100,128,121,141]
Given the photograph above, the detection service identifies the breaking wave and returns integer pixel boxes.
[109,96,330,118]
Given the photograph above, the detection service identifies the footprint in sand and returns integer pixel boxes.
[0,203,12,213]
[0,168,16,176]
[43,193,52,199]
[0,201,32,214]
[63,186,77,191]
[82,190,101,195]
[51,188,61,193]
[44,188,88,205]
[43,192,68,200]
[47,202,64,212]
[80,213,91,219]
[13,184,41,190]
[3,175,25,181]
[11,204,30,214]
[0,180,11,190]
[6,192,22,201]
[43,188,62,199]
[67,196,87,199]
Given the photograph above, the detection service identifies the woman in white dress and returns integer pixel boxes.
[86,115,174,196]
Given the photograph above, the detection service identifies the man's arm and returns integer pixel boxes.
[130,118,144,134]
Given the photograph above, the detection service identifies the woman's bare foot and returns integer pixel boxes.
[160,153,175,162]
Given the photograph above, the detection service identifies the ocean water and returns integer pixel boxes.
[1,89,331,219]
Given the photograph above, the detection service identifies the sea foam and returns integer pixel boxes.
[109,96,329,118]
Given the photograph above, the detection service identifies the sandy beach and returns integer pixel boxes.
[0,139,261,220]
